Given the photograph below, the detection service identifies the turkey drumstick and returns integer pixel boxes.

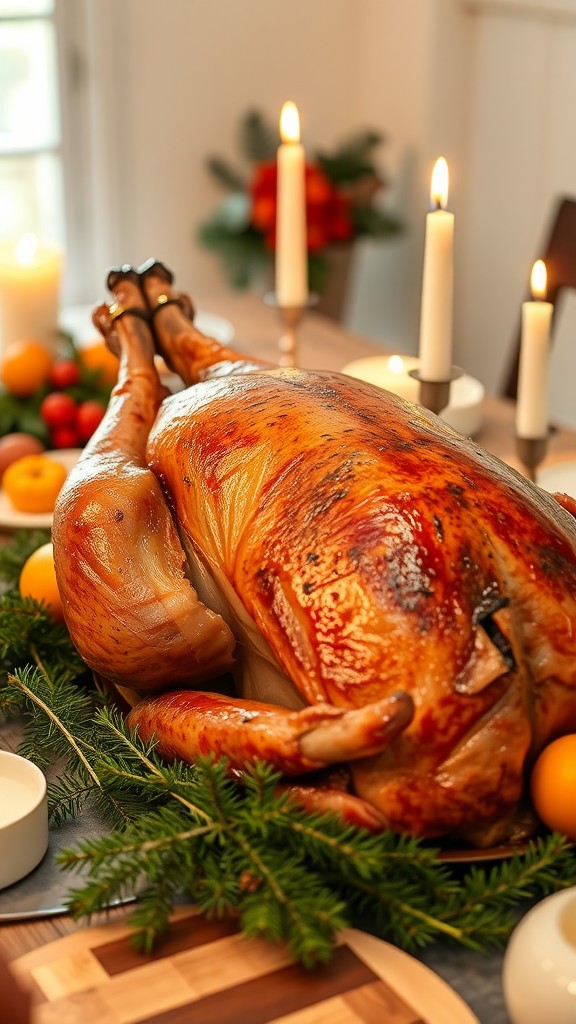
[53,268,236,691]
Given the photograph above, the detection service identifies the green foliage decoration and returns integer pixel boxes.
[198,109,404,294]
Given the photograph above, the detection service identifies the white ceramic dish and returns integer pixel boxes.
[0,750,48,889]
[61,304,235,347]
[341,355,485,437]
[503,888,576,1023]
[0,447,82,530]
[538,459,576,499]
[194,309,235,345]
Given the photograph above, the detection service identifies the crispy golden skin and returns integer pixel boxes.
[53,265,576,845]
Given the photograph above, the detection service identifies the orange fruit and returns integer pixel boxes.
[2,454,67,513]
[79,340,119,387]
[0,340,53,397]
[19,542,63,620]
[530,735,576,840]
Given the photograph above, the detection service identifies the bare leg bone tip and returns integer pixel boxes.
[106,265,140,292]
[137,258,174,283]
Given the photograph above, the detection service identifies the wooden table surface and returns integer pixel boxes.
[1,287,576,967]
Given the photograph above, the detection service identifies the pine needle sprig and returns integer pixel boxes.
[128,872,184,954]
[48,776,101,827]
[0,593,79,670]
[436,833,576,946]
[0,528,51,587]
[240,110,278,163]
[4,667,135,828]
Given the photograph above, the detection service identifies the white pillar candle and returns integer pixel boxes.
[516,259,553,439]
[276,101,308,308]
[418,157,454,382]
[0,235,63,356]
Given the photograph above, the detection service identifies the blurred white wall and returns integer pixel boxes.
[70,0,576,423]
[458,0,576,426]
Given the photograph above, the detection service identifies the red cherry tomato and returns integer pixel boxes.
[51,426,80,449]
[40,392,77,428]
[76,400,105,442]
[48,358,81,390]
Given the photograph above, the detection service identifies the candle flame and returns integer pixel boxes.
[279,101,300,143]
[531,259,547,300]
[430,157,449,210]
[387,355,406,374]
[15,233,38,265]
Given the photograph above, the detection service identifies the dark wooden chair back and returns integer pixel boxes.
[502,196,576,399]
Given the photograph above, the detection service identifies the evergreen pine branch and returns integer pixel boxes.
[316,129,384,183]
[0,594,86,695]
[48,775,100,827]
[7,668,102,786]
[199,231,268,289]
[3,668,133,827]
[351,204,404,238]
[0,528,52,587]
[205,156,246,193]
[240,110,278,162]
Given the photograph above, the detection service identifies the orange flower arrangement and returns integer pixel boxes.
[198,111,402,293]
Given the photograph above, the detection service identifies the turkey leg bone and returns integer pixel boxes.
[138,258,268,383]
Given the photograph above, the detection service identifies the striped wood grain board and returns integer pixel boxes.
[12,907,478,1023]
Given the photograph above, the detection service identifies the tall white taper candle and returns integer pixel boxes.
[516,259,553,439]
[418,157,454,382]
[276,101,307,308]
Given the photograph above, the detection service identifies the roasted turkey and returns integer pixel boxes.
[52,261,576,847]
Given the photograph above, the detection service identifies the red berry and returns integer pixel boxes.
[51,426,80,449]
[49,358,81,390]
[40,392,77,428]
[76,400,105,442]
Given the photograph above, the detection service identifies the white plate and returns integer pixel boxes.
[538,459,576,499]
[0,448,82,530]
[61,305,235,346]
[193,309,235,345]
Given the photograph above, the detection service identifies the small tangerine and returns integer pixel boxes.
[79,340,119,387]
[19,542,64,621]
[530,735,576,840]
[1,340,53,397]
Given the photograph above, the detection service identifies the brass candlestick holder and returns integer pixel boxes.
[515,434,548,483]
[264,292,318,367]
[408,366,464,415]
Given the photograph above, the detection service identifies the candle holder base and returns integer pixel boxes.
[408,366,464,415]
[264,292,318,367]
[515,434,548,483]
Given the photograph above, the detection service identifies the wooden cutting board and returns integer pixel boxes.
[12,907,478,1024]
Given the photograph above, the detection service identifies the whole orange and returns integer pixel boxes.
[19,542,63,621]
[2,454,67,513]
[530,735,576,840]
[0,340,53,397]
[80,340,119,387]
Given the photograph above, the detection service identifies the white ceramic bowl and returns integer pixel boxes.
[0,750,48,889]
[341,356,485,437]
[503,888,576,1023]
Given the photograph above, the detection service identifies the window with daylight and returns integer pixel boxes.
[0,0,64,250]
